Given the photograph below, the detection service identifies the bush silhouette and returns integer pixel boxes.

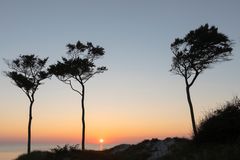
[194,97,240,144]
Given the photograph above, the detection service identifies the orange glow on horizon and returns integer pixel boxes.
[1,100,191,145]
[1,128,189,145]
[1,117,190,144]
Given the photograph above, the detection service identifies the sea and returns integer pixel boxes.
[0,143,115,160]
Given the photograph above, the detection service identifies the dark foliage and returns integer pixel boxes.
[48,41,107,84]
[51,144,80,153]
[194,97,240,144]
[170,24,233,136]
[4,55,48,96]
[170,24,232,77]
[160,141,240,160]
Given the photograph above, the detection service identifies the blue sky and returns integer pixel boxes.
[0,0,240,144]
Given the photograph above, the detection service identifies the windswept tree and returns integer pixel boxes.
[4,54,48,154]
[170,24,232,136]
[48,41,107,150]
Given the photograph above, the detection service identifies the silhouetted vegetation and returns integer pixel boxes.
[160,98,240,160]
[194,97,240,144]
[4,54,48,154]
[15,145,113,160]
[170,24,233,136]
[14,135,240,160]
[160,141,240,160]
[48,41,107,150]
[15,138,182,160]
[51,144,80,153]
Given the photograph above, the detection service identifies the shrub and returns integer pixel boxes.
[51,144,80,153]
[50,144,80,159]
[194,97,240,144]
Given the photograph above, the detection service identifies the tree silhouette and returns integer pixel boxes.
[48,41,107,150]
[170,24,232,136]
[4,54,48,154]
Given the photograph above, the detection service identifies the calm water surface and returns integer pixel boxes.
[0,143,114,160]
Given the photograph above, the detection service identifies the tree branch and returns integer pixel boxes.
[22,89,32,102]
[189,71,199,87]
[76,75,83,84]
[83,73,95,84]
[64,80,82,96]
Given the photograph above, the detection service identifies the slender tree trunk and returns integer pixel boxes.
[186,85,198,137]
[81,83,85,150]
[27,100,34,154]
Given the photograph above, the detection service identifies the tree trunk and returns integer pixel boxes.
[27,100,34,154]
[81,84,85,150]
[186,85,198,137]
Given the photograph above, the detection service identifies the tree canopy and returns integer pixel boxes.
[170,24,232,86]
[49,41,107,90]
[5,54,48,98]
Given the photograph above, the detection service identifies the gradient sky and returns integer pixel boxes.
[0,0,240,146]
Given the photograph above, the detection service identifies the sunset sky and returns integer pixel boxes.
[0,0,240,146]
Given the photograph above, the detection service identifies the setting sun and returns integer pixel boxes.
[99,138,104,143]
